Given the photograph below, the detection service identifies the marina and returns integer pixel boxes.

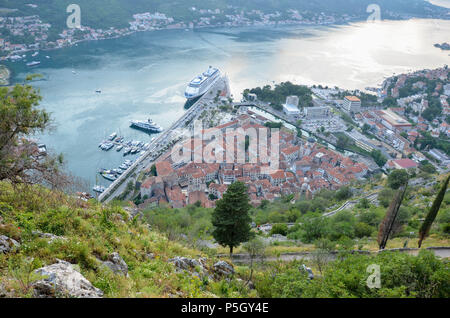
[97,159,135,182]
[98,132,152,156]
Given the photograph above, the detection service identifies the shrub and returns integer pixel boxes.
[355,222,374,238]
[270,224,288,236]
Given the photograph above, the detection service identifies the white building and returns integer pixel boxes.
[283,95,300,116]
[343,96,361,113]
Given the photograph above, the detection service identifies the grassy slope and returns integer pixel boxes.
[0,181,253,298]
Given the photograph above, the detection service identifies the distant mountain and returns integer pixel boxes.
[0,0,448,32]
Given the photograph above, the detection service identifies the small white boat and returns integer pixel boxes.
[108,132,117,141]
[93,185,106,193]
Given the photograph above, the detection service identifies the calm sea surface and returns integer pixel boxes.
[6,19,450,189]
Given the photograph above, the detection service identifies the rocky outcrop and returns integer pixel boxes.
[0,235,20,254]
[32,231,66,243]
[100,252,129,276]
[32,259,103,298]
[123,207,142,219]
[168,256,211,280]
[168,256,207,272]
[213,261,234,276]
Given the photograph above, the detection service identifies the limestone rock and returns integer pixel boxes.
[101,252,128,276]
[32,231,66,243]
[32,259,103,298]
[168,257,207,274]
[0,235,20,254]
[213,261,234,276]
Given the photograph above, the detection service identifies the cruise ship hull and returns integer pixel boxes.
[185,67,221,101]
[184,94,203,109]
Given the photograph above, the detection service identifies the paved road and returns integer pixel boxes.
[322,192,379,217]
[224,247,450,265]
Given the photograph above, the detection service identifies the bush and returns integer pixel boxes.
[355,222,374,238]
[388,170,409,190]
[254,250,450,298]
[270,223,288,236]
[300,217,330,243]
[335,186,352,201]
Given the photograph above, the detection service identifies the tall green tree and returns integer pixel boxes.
[211,181,252,256]
[377,182,408,250]
[418,175,450,248]
[387,169,409,190]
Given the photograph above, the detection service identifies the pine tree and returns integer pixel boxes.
[377,183,408,250]
[211,181,252,256]
[418,175,450,248]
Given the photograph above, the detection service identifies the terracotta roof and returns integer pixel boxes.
[155,161,174,178]
[345,96,361,102]
[393,159,419,169]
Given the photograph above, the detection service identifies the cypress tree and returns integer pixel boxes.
[418,175,450,248]
[377,183,408,250]
[212,181,252,256]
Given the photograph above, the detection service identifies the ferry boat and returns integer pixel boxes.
[130,119,163,133]
[185,66,221,101]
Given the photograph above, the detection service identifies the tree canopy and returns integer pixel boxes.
[211,181,252,255]
[0,82,68,188]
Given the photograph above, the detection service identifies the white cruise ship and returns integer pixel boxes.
[184,66,221,100]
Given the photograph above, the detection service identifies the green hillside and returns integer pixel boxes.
[0,182,256,298]
[1,181,449,298]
